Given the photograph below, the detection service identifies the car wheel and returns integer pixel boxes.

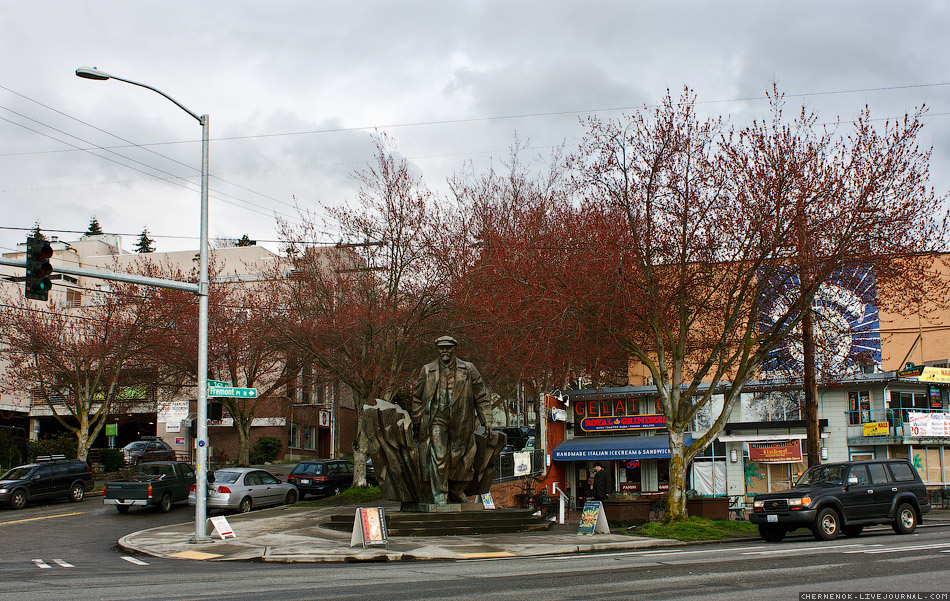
[159,493,172,513]
[10,489,27,510]
[68,482,85,503]
[812,507,841,541]
[285,490,298,505]
[758,524,786,542]
[116,504,130,514]
[238,497,252,513]
[842,525,864,537]
[892,502,917,534]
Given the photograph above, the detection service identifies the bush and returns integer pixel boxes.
[99,448,124,472]
[249,436,282,464]
[0,429,24,470]
[28,433,77,461]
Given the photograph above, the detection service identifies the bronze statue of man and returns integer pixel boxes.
[411,336,493,504]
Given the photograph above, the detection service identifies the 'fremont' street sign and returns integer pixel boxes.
[208,386,258,398]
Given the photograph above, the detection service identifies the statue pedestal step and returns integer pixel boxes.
[401,502,484,513]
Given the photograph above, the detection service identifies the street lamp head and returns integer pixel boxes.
[75,67,111,81]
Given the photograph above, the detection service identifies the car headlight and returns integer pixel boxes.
[787,497,812,507]
[753,500,763,508]
[0,488,7,493]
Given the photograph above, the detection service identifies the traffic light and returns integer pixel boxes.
[24,237,53,301]
[208,401,223,421]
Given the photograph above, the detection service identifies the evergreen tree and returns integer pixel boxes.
[134,228,156,253]
[85,217,104,236]
[236,234,256,247]
[30,221,46,241]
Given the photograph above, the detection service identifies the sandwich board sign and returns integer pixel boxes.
[481,492,496,509]
[207,515,236,539]
[577,500,609,535]
[350,507,389,548]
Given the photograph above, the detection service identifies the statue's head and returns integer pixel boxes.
[435,335,457,364]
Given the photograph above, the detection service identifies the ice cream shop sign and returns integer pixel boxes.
[574,398,667,432]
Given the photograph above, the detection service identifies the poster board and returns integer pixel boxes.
[481,492,496,509]
[207,515,236,539]
[350,507,389,548]
[577,501,609,535]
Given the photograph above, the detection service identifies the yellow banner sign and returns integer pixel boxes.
[862,421,890,436]
[919,367,950,383]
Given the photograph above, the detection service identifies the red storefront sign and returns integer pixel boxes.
[748,440,803,463]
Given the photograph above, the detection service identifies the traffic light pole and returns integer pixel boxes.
[0,257,201,293]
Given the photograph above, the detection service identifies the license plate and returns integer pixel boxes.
[300,479,310,485]
[767,514,778,523]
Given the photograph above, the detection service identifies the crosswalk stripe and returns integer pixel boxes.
[52,559,74,568]
[120,556,149,566]
[32,559,51,569]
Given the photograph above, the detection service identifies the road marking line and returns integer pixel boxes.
[32,559,52,569]
[168,550,221,560]
[458,552,516,559]
[120,556,149,566]
[0,512,83,526]
[847,542,950,555]
[52,559,74,568]
[742,543,866,555]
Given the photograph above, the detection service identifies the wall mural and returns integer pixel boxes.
[759,265,882,377]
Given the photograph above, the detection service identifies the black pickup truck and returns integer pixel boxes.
[103,461,196,513]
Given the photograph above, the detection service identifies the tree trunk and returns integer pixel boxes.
[802,307,821,466]
[352,415,369,487]
[663,430,689,522]
[75,429,91,463]
[235,420,251,466]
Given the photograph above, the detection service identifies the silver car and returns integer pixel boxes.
[188,467,298,513]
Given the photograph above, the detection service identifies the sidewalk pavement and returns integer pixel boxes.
[116,503,950,564]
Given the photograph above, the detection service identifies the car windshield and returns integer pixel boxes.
[1,467,33,480]
[795,464,846,487]
[214,471,242,484]
[291,463,324,476]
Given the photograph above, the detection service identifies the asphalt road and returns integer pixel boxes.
[3,497,949,601]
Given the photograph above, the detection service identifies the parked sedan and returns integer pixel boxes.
[188,467,297,513]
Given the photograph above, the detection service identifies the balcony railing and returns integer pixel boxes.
[846,408,950,444]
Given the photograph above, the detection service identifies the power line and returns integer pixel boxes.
[3,81,948,154]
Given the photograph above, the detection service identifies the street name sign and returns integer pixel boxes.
[208,386,258,398]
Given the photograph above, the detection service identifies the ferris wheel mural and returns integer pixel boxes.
[759,264,882,377]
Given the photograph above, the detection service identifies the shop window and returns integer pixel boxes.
[913,447,943,484]
[656,458,670,491]
[622,459,642,492]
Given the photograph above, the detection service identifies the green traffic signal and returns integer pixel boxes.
[25,237,53,301]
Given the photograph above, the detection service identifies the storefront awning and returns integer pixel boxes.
[551,434,693,461]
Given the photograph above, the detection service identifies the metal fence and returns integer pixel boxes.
[494,449,546,482]
[846,407,949,444]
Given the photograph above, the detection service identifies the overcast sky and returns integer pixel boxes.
[2,1,949,256]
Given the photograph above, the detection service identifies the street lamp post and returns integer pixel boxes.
[76,67,212,543]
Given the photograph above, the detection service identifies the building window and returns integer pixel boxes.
[303,426,316,451]
[66,289,82,308]
[848,390,871,425]
[289,423,301,449]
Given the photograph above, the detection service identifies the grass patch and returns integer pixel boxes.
[621,517,758,541]
[296,486,384,507]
